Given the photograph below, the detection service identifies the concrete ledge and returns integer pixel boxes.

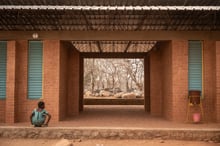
[0,127,219,142]
[84,98,144,105]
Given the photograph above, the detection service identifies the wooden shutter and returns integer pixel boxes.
[28,41,43,99]
[0,41,7,99]
[188,41,202,92]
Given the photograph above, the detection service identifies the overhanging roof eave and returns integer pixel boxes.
[0,5,220,11]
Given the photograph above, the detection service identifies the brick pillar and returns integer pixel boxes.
[203,41,216,122]
[149,47,162,116]
[160,41,173,120]
[144,54,150,112]
[43,40,60,123]
[6,41,16,123]
[171,40,188,122]
[216,41,220,122]
[67,47,80,116]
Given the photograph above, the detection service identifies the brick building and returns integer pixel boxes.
[0,0,220,124]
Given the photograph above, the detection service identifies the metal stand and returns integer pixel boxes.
[186,96,204,122]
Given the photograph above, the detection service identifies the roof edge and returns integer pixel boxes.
[0,5,220,11]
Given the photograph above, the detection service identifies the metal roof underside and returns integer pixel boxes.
[0,1,220,53]
[72,41,157,53]
[0,6,219,31]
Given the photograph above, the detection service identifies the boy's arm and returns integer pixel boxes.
[45,113,51,126]
[30,112,34,125]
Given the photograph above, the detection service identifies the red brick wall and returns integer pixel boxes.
[160,41,173,120]
[150,40,188,121]
[2,40,79,123]
[203,41,216,122]
[149,46,162,116]
[59,41,70,120]
[6,41,16,123]
[216,41,220,122]
[171,40,188,122]
[43,40,60,123]
[2,39,219,123]
[0,100,5,122]
[67,47,80,116]
[15,40,35,122]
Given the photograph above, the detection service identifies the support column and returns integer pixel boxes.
[149,45,162,116]
[79,55,84,112]
[216,41,220,122]
[43,40,60,123]
[171,40,188,121]
[6,41,16,123]
[144,54,150,112]
[203,41,216,122]
[67,47,80,116]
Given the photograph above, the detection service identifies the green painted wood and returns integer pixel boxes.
[28,41,43,99]
[0,41,7,99]
[188,41,202,92]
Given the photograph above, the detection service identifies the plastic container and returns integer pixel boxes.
[193,113,201,123]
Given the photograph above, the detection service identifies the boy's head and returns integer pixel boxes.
[38,101,45,109]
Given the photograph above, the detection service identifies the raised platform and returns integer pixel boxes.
[0,127,219,143]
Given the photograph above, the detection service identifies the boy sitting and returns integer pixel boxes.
[30,101,51,127]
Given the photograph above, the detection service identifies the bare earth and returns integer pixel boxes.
[0,139,219,146]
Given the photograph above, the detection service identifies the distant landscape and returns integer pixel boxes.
[84,59,144,99]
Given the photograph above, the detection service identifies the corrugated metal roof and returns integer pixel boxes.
[0,8,219,31]
[0,1,219,53]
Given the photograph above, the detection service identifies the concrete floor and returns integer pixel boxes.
[1,105,220,129]
[52,105,220,129]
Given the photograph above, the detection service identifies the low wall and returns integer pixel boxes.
[84,98,144,105]
[0,127,219,142]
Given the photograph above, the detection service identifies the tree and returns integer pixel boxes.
[84,58,144,93]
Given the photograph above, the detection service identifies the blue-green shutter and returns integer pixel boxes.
[0,41,7,99]
[28,41,43,99]
[188,41,202,92]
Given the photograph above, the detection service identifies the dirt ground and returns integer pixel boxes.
[0,138,219,146]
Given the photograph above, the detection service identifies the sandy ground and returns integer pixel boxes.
[0,139,219,146]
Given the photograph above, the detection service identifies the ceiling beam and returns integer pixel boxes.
[1,30,220,40]
[82,52,147,58]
